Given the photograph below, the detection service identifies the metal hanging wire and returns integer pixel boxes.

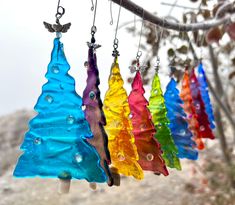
[109,0,113,25]
[154,18,166,72]
[55,0,65,24]
[91,0,94,11]
[112,0,123,57]
[129,11,149,73]
[92,0,98,27]
[136,12,145,61]
[89,0,98,44]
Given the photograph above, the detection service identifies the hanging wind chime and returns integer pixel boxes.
[103,1,144,182]
[82,0,114,188]
[197,62,215,129]
[128,16,168,176]
[164,74,198,160]
[148,58,181,170]
[14,0,107,193]
[180,67,205,150]
[189,68,215,140]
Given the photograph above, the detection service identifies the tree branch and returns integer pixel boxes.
[111,0,235,31]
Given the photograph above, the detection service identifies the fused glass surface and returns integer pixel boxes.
[197,63,215,129]
[148,72,181,170]
[128,71,168,175]
[190,69,215,140]
[83,46,113,185]
[180,69,204,150]
[164,78,198,160]
[14,38,107,183]
[103,57,144,180]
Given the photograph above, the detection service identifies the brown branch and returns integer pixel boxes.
[111,0,235,31]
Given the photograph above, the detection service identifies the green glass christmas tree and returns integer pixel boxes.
[148,70,181,170]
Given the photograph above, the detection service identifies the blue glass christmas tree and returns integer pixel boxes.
[13,37,107,183]
[164,78,198,160]
[197,63,215,129]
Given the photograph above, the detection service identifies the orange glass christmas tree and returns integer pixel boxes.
[128,70,169,176]
[103,57,144,180]
[180,68,204,150]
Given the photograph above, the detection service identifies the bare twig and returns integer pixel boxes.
[161,2,198,11]
[111,0,235,31]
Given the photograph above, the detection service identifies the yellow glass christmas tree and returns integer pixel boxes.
[103,57,144,180]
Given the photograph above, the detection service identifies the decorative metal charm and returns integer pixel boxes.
[112,38,120,57]
[43,0,71,34]
[129,58,147,73]
[87,42,101,50]
[154,56,160,72]
[43,22,71,33]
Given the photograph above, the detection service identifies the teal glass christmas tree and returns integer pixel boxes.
[13,37,107,183]
[197,63,215,129]
[164,78,198,160]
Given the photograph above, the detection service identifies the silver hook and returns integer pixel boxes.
[55,0,65,24]
[91,0,94,11]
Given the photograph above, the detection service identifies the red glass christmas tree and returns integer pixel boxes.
[128,70,169,176]
[189,69,215,140]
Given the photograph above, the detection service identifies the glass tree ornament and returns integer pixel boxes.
[148,71,181,170]
[13,37,107,184]
[197,63,215,129]
[190,69,215,140]
[164,77,198,160]
[180,69,204,150]
[83,44,113,186]
[128,70,169,175]
[103,57,144,180]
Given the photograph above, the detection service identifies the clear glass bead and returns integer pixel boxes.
[75,153,83,163]
[146,153,154,161]
[67,115,75,124]
[117,153,125,161]
[45,95,53,103]
[89,91,96,100]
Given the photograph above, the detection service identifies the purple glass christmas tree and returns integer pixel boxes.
[83,44,113,186]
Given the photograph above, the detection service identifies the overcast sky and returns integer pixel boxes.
[0,0,198,116]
